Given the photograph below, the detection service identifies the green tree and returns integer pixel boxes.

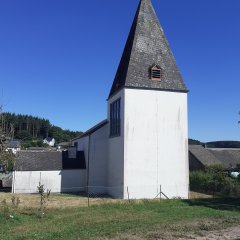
[0,105,16,171]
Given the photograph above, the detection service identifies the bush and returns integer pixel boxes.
[190,171,211,192]
[190,165,240,196]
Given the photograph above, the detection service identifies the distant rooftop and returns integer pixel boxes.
[205,141,240,149]
[189,145,240,170]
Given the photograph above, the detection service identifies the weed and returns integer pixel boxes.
[37,183,51,219]
[11,194,20,209]
[1,199,11,219]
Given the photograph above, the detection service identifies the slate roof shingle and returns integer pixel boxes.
[189,145,222,167]
[15,150,86,171]
[109,0,187,98]
[208,149,240,169]
[189,145,240,169]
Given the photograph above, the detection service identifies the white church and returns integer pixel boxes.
[72,0,189,199]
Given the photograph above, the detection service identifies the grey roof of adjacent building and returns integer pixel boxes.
[108,0,187,98]
[189,145,240,169]
[189,145,222,167]
[15,150,86,171]
[57,142,70,146]
[6,140,21,149]
[15,151,62,171]
[72,119,108,140]
[208,149,240,169]
[27,147,51,151]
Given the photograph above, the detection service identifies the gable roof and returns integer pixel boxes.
[6,140,21,149]
[208,149,240,169]
[44,137,54,142]
[189,145,240,169]
[189,145,222,167]
[108,0,187,99]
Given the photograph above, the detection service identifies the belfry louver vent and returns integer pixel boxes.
[151,65,161,81]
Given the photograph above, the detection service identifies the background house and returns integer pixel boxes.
[43,137,55,147]
[6,140,21,154]
[189,145,240,171]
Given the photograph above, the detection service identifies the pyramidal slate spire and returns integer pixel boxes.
[109,0,187,98]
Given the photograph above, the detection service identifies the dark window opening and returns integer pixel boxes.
[110,98,121,137]
[74,142,78,149]
[150,65,161,81]
[68,146,77,159]
[62,150,86,169]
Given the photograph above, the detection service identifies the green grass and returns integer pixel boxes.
[0,198,240,240]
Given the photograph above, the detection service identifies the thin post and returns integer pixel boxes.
[87,134,91,207]
[40,172,42,185]
[12,171,16,194]
[160,185,162,201]
[127,187,130,203]
[188,184,190,199]
[161,191,169,200]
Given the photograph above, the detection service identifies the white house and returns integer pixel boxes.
[6,140,21,154]
[72,0,189,199]
[43,137,55,147]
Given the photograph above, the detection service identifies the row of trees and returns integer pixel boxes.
[2,113,82,144]
[2,113,52,140]
[0,106,15,171]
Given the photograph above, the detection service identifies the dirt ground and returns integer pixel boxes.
[181,226,240,240]
[107,225,240,240]
[195,226,240,240]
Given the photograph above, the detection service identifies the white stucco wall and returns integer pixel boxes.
[13,170,86,194]
[124,89,189,199]
[107,90,125,198]
[73,124,108,194]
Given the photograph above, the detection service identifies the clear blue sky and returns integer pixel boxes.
[0,0,239,142]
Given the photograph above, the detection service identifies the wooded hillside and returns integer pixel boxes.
[2,113,82,144]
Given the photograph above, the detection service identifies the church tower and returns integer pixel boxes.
[107,0,189,199]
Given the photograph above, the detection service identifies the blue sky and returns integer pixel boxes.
[0,0,239,142]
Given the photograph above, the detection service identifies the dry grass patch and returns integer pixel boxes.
[0,192,122,209]
[190,191,213,199]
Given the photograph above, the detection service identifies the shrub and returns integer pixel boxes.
[37,183,51,219]
[190,165,240,196]
[11,195,20,209]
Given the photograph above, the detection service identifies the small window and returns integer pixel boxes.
[110,98,121,137]
[74,142,78,149]
[68,146,77,159]
[150,65,161,81]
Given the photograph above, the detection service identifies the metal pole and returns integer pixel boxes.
[127,186,130,203]
[12,171,16,194]
[188,184,190,199]
[160,185,162,201]
[87,134,91,207]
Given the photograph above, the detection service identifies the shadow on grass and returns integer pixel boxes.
[184,197,240,212]
[59,192,112,199]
